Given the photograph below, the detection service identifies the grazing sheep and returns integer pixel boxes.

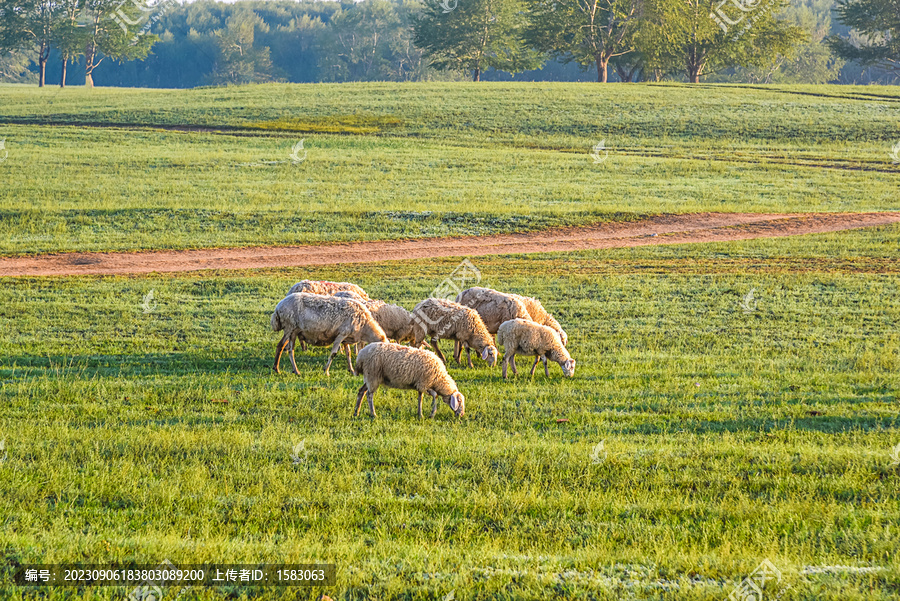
[511,294,568,346]
[353,342,465,419]
[332,292,417,345]
[454,286,532,364]
[288,280,370,300]
[410,298,498,368]
[369,302,419,344]
[271,293,387,376]
[332,290,367,302]
[283,283,368,352]
[497,318,575,379]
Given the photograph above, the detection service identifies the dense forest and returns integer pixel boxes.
[1,0,898,87]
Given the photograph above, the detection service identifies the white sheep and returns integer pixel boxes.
[333,292,418,345]
[410,298,498,368]
[284,283,368,352]
[454,286,532,364]
[271,293,387,376]
[353,342,465,419]
[288,280,370,299]
[496,318,575,379]
[511,294,568,346]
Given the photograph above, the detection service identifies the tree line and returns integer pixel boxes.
[0,0,897,88]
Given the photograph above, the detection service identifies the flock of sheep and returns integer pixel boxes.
[270,280,575,418]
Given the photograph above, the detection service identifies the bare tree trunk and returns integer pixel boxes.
[60,56,67,87]
[688,65,701,83]
[85,41,95,88]
[596,56,608,82]
[615,64,640,83]
[38,42,48,87]
[686,46,703,83]
[473,66,480,81]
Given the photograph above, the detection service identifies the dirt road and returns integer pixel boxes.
[1,212,897,277]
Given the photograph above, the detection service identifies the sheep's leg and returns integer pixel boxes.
[300,340,307,352]
[273,334,290,373]
[289,333,302,375]
[325,336,347,376]
[366,384,379,418]
[431,338,447,364]
[354,384,368,417]
[453,340,462,364]
[466,345,474,369]
[417,391,424,419]
[543,356,550,377]
[429,391,439,418]
[343,343,355,375]
[529,355,541,376]
[501,353,509,379]
[510,353,519,375]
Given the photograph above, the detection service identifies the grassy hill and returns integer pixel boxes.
[1,83,898,255]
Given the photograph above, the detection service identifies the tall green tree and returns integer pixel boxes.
[209,10,277,84]
[828,0,900,72]
[80,0,156,87]
[320,0,422,81]
[526,0,642,82]
[0,0,57,86]
[0,48,36,82]
[640,0,804,82]
[414,0,543,81]
[55,0,84,86]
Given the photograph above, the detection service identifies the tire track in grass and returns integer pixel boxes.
[1,212,898,277]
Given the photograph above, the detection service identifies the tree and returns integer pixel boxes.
[321,0,398,81]
[414,0,543,81]
[55,0,85,86]
[526,0,642,82]
[828,0,900,72]
[80,0,156,87]
[0,49,36,82]
[0,0,57,86]
[209,10,277,84]
[640,0,804,82]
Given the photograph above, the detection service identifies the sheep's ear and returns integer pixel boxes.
[481,347,490,361]
[448,395,459,412]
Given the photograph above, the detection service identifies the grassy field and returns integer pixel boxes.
[1,223,898,600]
[1,83,899,254]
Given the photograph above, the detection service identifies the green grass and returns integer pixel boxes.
[1,82,899,255]
[1,226,898,600]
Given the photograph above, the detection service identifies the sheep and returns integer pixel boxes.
[332,291,418,345]
[496,318,575,379]
[271,293,388,376]
[368,302,419,344]
[453,286,532,364]
[410,298,498,368]
[288,280,370,299]
[511,294,568,346]
[353,342,465,419]
[283,283,368,352]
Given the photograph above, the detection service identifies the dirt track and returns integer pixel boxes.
[1,212,897,277]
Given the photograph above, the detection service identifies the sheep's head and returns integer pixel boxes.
[561,358,576,377]
[446,391,465,417]
[363,321,389,343]
[481,345,498,366]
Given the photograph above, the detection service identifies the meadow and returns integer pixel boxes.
[0,82,898,600]
[1,225,899,600]
[0,83,899,254]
